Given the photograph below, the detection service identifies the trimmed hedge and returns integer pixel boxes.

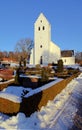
[38,72,80,109]
[0,79,15,91]
[0,98,20,114]
[20,72,80,116]
[0,72,80,115]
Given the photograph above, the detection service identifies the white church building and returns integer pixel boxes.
[30,13,61,65]
[30,13,75,65]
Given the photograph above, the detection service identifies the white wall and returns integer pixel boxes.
[61,57,75,65]
[34,13,51,65]
[30,48,34,64]
[30,13,61,65]
[49,41,61,63]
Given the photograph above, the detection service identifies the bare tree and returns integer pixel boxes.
[75,51,82,63]
[15,38,33,65]
[8,51,15,60]
[3,51,8,58]
[0,51,4,60]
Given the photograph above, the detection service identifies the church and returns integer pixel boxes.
[30,13,75,65]
[30,13,61,65]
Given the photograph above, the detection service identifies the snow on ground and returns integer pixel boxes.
[0,73,82,129]
[0,78,14,85]
[24,78,63,98]
[0,78,2,81]
[0,86,32,103]
[0,78,62,103]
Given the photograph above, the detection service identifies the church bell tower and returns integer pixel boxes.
[34,13,51,64]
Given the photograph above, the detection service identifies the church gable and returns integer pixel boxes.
[35,13,50,26]
[34,13,51,37]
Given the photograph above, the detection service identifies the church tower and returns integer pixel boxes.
[30,13,61,65]
[34,13,51,64]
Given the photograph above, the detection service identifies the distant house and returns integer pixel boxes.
[61,50,75,65]
[1,58,11,67]
[1,58,18,67]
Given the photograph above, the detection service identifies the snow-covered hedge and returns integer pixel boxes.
[0,72,80,115]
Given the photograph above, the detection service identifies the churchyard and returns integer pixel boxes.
[0,62,81,116]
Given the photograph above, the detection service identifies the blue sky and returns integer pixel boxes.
[0,0,82,52]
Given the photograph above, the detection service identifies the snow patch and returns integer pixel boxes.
[0,73,82,129]
[0,86,32,103]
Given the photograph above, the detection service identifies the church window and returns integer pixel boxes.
[40,45,42,48]
[64,59,66,63]
[43,26,45,30]
[40,20,42,23]
[40,56,43,64]
[38,27,40,31]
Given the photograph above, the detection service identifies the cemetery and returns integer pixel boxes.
[0,61,80,116]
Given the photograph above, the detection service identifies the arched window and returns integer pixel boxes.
[38,27,40,31]
[43,26,45,30]
[64,59,66,63]
[40,56,43,64]
[40,45,42,48]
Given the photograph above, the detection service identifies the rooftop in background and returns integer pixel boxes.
[61,50,74,57]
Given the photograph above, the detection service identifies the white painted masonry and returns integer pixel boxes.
[61,57,75,65]
[30,13,75,65]
[30,13,61,65]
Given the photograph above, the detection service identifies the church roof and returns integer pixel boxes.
[35,13,50,25]
[61,50,74,57]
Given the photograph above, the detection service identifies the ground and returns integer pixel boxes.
[0,72,82,130]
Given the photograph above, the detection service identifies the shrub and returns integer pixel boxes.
[35,64,41,69]
[41,67,49,82]
[14,68,20,85]
[15,74,20,85]
[57,59,63,72]
[23,59,26,67]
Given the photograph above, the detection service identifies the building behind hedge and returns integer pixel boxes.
[61,50,75,65]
